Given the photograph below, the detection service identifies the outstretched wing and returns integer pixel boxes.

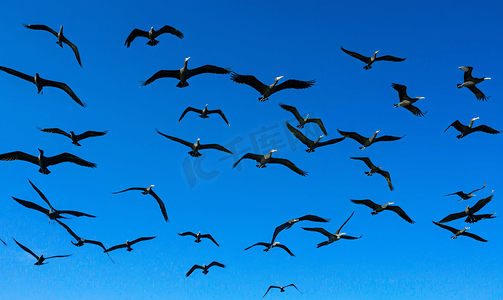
[41,78,86,107]
[37,127,71,138]
[0,66,35,83]
[374,134,405,142]
[198,143,233,154]
[244,242,270,251]
[156,129,194,148]
[57,210,96,218]
[286,122,313,148]
[472,125,501,135]
[186,264,203,277]
[130,236,156,246]
[467,85,489,101]
[337,129,367,145]
[432,220,458,234]
[178,232,198,238]
[27,179,53,210]
[275,244,295,256]
[45,254,73,260]
[273,79,315,94]
[45,153,96,168]
[55,219,80,240]
[178,107,202,122]
[350,157,375,169]
[386,205,415,223]
[22,23,58,36]
[155,25,184,39]
[306,118,328,136]
[461,231,488,242]
[104,243,127,253]
[124,28,148,47]
[207,261,225,269]
[376,169,394,191]
[336,211,355,234]
[74,130,108,142]
[439,211,466,223]
[140,70,181,86]
[13,238,39,260]
[470,194,493,214]
[469,182,487,195]
[0,151,39,165]
[262,286,280,298]
[279,103,303,123]
[12,197,49,215]
[375,55,406,62]
[112,187,147,194]
[302,227,333,238]
[61,36,82,67]
[267,157,308,176]
[285,284,303,294]
[403,104,426,117]
[207,109,230,126]
[188,65,231,79]
[350,199,380,210]
[201,234,219,247]
[148,189,169,222]
[340,235,362,240]
[232,153,263,168]
[230,73,268,94]
[340,46,370,63]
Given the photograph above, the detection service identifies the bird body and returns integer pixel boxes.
[244,242,295,256]
[23,24,82,66]
[457,66,490,100]
[185,261,225,277]
[0,149,96,174]
[350,157,394,191]
[445,117,500,139]
[302,211,361,248]
[140,57,231,88]
[112,185,168,222]
[233,149,307,176]
[156,129,233,157]
[392,83,425,116]
[432,221,487,242]
[231,73,315,101]
[178,104,230,126]
[125,25,184,47]
[178,231,219,246]
[337,129,404,150]
[350,199,414,223]
[37,127,108,146]
[340,46,405,70]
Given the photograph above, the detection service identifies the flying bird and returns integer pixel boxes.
[302,211,361,248]
[233,149,308,176]
[279,103,328,135]
[185,261,225,277]
[0,148,96,174]
[178,231,219,246]
[37,127,108,146]
[178,104,230,126]
[337,128,404,150]
[432,221,487,242]
[350,157,394,191]
[457,66,491,101]
[13,238,72,265]
[140,57,231,88]
[444,182,487,201]
[444,117,500,139]
[12,179,95,222]
[156,129,233,157]
[262,284,302,298]
[230,73,315,102]
[286,122,344,153]
[350,199,415,223]
[124,25,184,47]
[340,46,405,70]
[104,236,156,253]
[392,83,426,116]
[439,191,495,224]
[112,185,168,222]
[23,23,82,67]
[0,66,86,107]
[244,242,295,256]
[270,214,330,245]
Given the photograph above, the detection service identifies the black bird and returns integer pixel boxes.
[124,25,184,47]
[233,149,307,176]
[350,157,394,191]
[0,66,86,107]
[156,129,233,157]
[178,231,219,246]
[185,261,225,277]
[286,122,344,153]
[13,238,72,265]
[12,179,96,222]
[140,57,231,88]
[337,128,404,150]
[37,127,108,146]
[112,185,168,222]
[444,182,487,201]
[302,211,361,248]
[178,104,230,126]
[444,117,500,139]
[105,236,156,253]
[23,23,82,67]
[270,214,331,245]
[432,221,487,242]
[439,192,495,224]
[392,83,426,116]
[244,242,295,256]
[279,103,328,135]
[0,149,96,174]
[340,46,406,70]
[457,66,491,101]
[262,284,302,298]
[350,199,415,223]
[230,73,315,102]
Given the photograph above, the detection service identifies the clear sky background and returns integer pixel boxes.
[0,0,501,299]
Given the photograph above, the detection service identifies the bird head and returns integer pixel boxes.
[205,104,208,107]
[185,57,190,62]
[38,148,44,154]
[388,202,394,205]
[464,227,471,230]
[417,97,425,99]
[375,50,380,54]
[376,129,382,133]
[472,117,480,121]
[275,76,284,82]
[150,184,155,188]
[197,138,201,141]
[484,77,491,80]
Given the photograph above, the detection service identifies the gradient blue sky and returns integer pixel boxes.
[0,0,501,299]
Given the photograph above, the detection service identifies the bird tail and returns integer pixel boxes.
[177,81,189,88]
[364,65,371,70]
[457,83,463,88]
[38,167,50,175]
[146,40,159,46]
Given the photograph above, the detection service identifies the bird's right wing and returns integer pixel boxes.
[230,73,268,94]
[178,107,202,122]
[232,153,262,168]
[438,211,466,223]
[444,120,465,133]
[470,182,487,194]
[340,46,370,63]
[279,103,303,123]
[387,205,415,223]
[286,284,303,294]
[432,220,458,234]
[198,143,233,154]
[461,231,488,242]
[276,244,295,256]
[178,232,197,238]
[377,169,394,191]
[45,153,96,167]
[149,190,169,222]
[130,236,156,245]
[124,29,148,47]
[55,219,80,240]
[467,85,489,101]
[13,238,39,260]
[336,211,355,234]
[374,135,405,142]
[0,66,34,83]
[61,36,82,67]
[201,234,219,247]
[337,129,367,145]
[75,130,108,141]
[470,194,494,213]
[155,129,194,148]
[350,157,375,169]
[286,122,312,147]
[156,25,184,39]
[273,79,315,93]
[350,199,380,210]
[208,261,225,269]
[140,70,180,86]
[27,179,53,210]
[403,104,426,117]
[244,242,269,250]
[208,109,230,126]
[22,23,58,36]
[0,151,39,165]
[37,127,71,138]
[301,227,333,238]
[112,187,146,194]
[375,55,406,62]
[185,264,202,277]
[41,79,86,107]
[268,157,308,176]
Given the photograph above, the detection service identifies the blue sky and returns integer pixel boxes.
[0,0,501,299]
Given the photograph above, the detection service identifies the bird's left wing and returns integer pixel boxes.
[45,153,96,168]
[268,157,308,176]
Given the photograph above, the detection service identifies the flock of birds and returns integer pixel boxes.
[0,22,500,298]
